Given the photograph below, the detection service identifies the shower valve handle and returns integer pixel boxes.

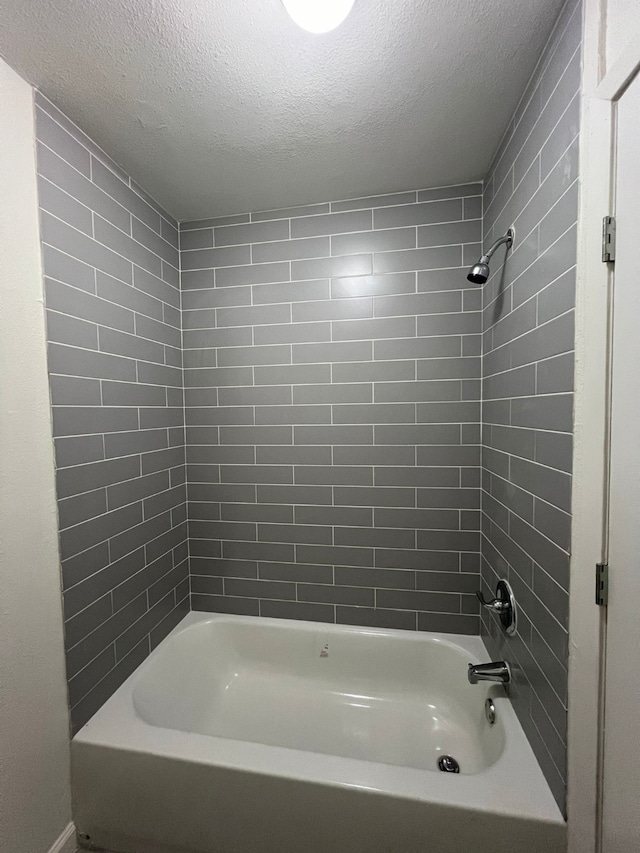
[475,579,518,637]
[476,591,510,613]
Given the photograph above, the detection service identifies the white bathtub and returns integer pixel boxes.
[72,611,566,853]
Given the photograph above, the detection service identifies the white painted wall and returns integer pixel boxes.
[0,56,73,853]
[605,0,640,73]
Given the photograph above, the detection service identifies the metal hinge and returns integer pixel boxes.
[596,563,609,606]
[602,216,616,263]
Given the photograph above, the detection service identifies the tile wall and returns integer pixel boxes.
[35,92,189,732]
[479,0,581,813]
[180,186,485,632]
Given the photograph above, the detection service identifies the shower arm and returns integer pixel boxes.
[479,229,514,263]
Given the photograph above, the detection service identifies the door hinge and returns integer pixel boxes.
[596,563,609,606]
[602,216,616,263]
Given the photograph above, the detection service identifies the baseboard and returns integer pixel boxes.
[48,821,76,853]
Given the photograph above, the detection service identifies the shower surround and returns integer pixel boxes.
[36,1,579,814]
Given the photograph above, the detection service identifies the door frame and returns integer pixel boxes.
[568,3,640,852]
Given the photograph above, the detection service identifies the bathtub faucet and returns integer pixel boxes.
[467,661,511,685]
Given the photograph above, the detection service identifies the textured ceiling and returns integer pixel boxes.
[0,0,564,220]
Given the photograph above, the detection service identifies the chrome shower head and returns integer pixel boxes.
[466,227,514,284]
[467,259,490,284]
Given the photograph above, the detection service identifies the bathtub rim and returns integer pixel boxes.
[73,610,565,826]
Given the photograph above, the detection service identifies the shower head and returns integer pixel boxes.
[467,260,491,284]
[466,227,514,284]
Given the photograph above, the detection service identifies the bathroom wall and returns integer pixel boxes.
[0,59,72,853]
[480,0,581,812]
[180,188,483,631]
[35,92,189,732]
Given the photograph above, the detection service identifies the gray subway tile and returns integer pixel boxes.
[104,429,168,459]
[333,403,415,424]
[49,375,101,406]
[41,211,133,284]
[333,360,415,383]
[214,218,289,247]
[253,278,330,305]
[332,316,415,342]
[292,297,373,323]
[292,209,372,238]
[376,589,460,613]
[36,106,91,176]
[191,594,259,616]
[375,548,459,572]
[254,322,331,346]
[295,505,371,527]
[41,244,95,293]
[55,435,105,469]
[38,177,93,234]
[132,219,178,267]
[334,486,415,508]
[253,236,330,263]
[296,544,373,568]
[293,341,372,364]
[331,272,416,299]
[254,363,329,386]
[99,326,164,363]
[374,336,461,360]
[180,228,213,251]
[298,584,373,607]
[374,199,462,228]
[215,261,290,287]
[260,599,334,623]
[96,272,163,321]
[292,254,372,281]
[418,612,479,634]
[333,445,415,466]
[294,425,373,445]
[252,203,330,222]
[417,219,481,248]
[182,214,250,229]
[256,446,331,465]
[259,562,333,584]
[373,245,462,274]
[293,383,371,405]
[511,394,573,432]
[52,406,139,438]
[257,485,332,506]
[332,227,416,256]
[374,290,462,318]
[258,524,332,546]
[182,285,250,311]
[180,244,250,271]
[94,216,161,277]
[332,191,417,212]
[337,606,416,631]
[335,526,415,549]
[418,184,482,202]
[216,303,290,328]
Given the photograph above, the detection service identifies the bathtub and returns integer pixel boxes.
[72,611,566,853]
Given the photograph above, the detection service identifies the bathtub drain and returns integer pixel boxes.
[437,755,460,773]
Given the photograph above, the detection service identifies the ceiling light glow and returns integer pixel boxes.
[281,0,356,34]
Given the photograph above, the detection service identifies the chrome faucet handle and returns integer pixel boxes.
[475,579,518,637]
[476,590,510,613]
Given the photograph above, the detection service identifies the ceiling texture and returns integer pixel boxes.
[0,0,564,220]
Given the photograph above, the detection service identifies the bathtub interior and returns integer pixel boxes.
[132,616,505,774]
